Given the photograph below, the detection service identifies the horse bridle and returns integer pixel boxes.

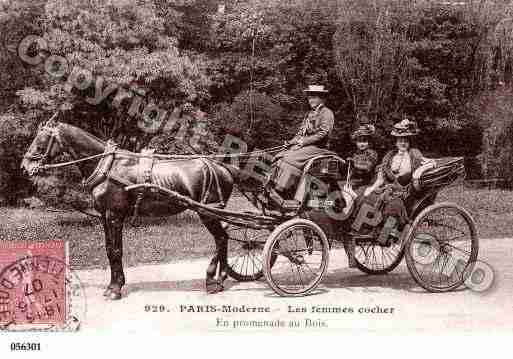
[24,120,78,176]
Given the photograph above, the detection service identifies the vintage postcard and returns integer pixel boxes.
[1,0,512,355]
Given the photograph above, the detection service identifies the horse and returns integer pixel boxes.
[21,116,243,300]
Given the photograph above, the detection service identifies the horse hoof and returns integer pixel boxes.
[107,291,122,300]
[103,287,112,296]
[206,281,224,294]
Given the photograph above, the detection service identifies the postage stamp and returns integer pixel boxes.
[0,241,86,331]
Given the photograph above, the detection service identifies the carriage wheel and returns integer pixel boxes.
[354,240,404,275]
[263,218,330,297]
[404,202,478,292]
[225,225,273,282]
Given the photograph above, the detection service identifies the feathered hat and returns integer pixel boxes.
[351,124,376,140]
[391,119,419,137]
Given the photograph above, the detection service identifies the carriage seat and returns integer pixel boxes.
[412,157,465,192]
[406,157,465,218]
[303,155,345,179]
[266,154,345,212]
[294,155,346,203]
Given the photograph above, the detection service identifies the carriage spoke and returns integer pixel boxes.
[440,242,473,257]
[249,252,258,275]
[226,225,269,281]
[229,255,240,271]
[406,204,478,292]
[296,264,306,289]
[264,220,329,296]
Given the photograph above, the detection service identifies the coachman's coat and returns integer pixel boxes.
[274,104,335,169]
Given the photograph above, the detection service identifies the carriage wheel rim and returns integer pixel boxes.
[264,219,330,296]
[405,202,478,292]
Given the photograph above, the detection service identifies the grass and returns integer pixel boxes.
[0,186,512,270]
[0,195,254,270]
[437,185,513,238]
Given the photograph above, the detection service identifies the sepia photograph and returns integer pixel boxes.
[0,0,512,353]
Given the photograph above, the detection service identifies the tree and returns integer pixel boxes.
[332,0,512,156]
[17,0,211,148]
[0,0,47,113]
[206,0,342,149]
[8,0,213,207]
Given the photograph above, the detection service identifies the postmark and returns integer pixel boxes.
[0,240,86,331]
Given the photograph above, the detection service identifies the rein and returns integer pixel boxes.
[34,140,288,173]
[28,113,288,175]
[122,144,288,160]
[38,151,116,171]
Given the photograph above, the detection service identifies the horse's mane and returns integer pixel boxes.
[59,122,107,146]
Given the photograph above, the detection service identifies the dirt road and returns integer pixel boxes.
[76,237,513,333]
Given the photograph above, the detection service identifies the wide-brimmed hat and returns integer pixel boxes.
[391,119,419,137]
[304,85,329,95]
[351,124,376,140]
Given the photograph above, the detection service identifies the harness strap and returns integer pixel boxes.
[137,148,156,184]
[82,142,118,191]
[132,148,156,226]
[200,159,225,207]
[198,158,211,204]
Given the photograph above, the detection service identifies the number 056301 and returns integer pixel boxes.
[10,342,41,351]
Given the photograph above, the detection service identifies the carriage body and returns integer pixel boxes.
[259,155,479,296]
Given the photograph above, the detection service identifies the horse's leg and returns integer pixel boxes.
[200,215,229,294]
[101,214,115,297]
[205,253,219,292]
[104,209,126,300]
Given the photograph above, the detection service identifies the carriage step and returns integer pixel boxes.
[282,200,301,210]
[349,232,377,240]
[267,188,300,211]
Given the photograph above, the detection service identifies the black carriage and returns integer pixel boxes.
[224,154,478,296]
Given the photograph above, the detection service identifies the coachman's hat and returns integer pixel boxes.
[351,124,376,140]
[391,119,419,137]
[304,85,329,95]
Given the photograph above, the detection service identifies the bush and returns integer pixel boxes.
[470,87,513,186]
[0,111,93,209]
[31,165,92,211]
[211,90,290,149]
[148,107,220,154]
[0,111,36,204]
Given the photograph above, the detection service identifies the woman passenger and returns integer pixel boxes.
[350,123,378,190]
[364,119,435,242]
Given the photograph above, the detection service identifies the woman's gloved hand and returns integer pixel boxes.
[421,158,437,169]
[285,138,303,150]
[363,186,375,197]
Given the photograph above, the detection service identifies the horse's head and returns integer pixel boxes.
[21,112,66,176]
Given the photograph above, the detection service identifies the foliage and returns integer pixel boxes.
[468,87,513,185]
[148,107,220,154]
[0,0,46,112]
[332,0,513,156]
[211,90,288,149]
[30,166,92,210]
[207,0,339,106]
[0,111,36,204]
[14,0,211,152]
[3,0,513,206]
